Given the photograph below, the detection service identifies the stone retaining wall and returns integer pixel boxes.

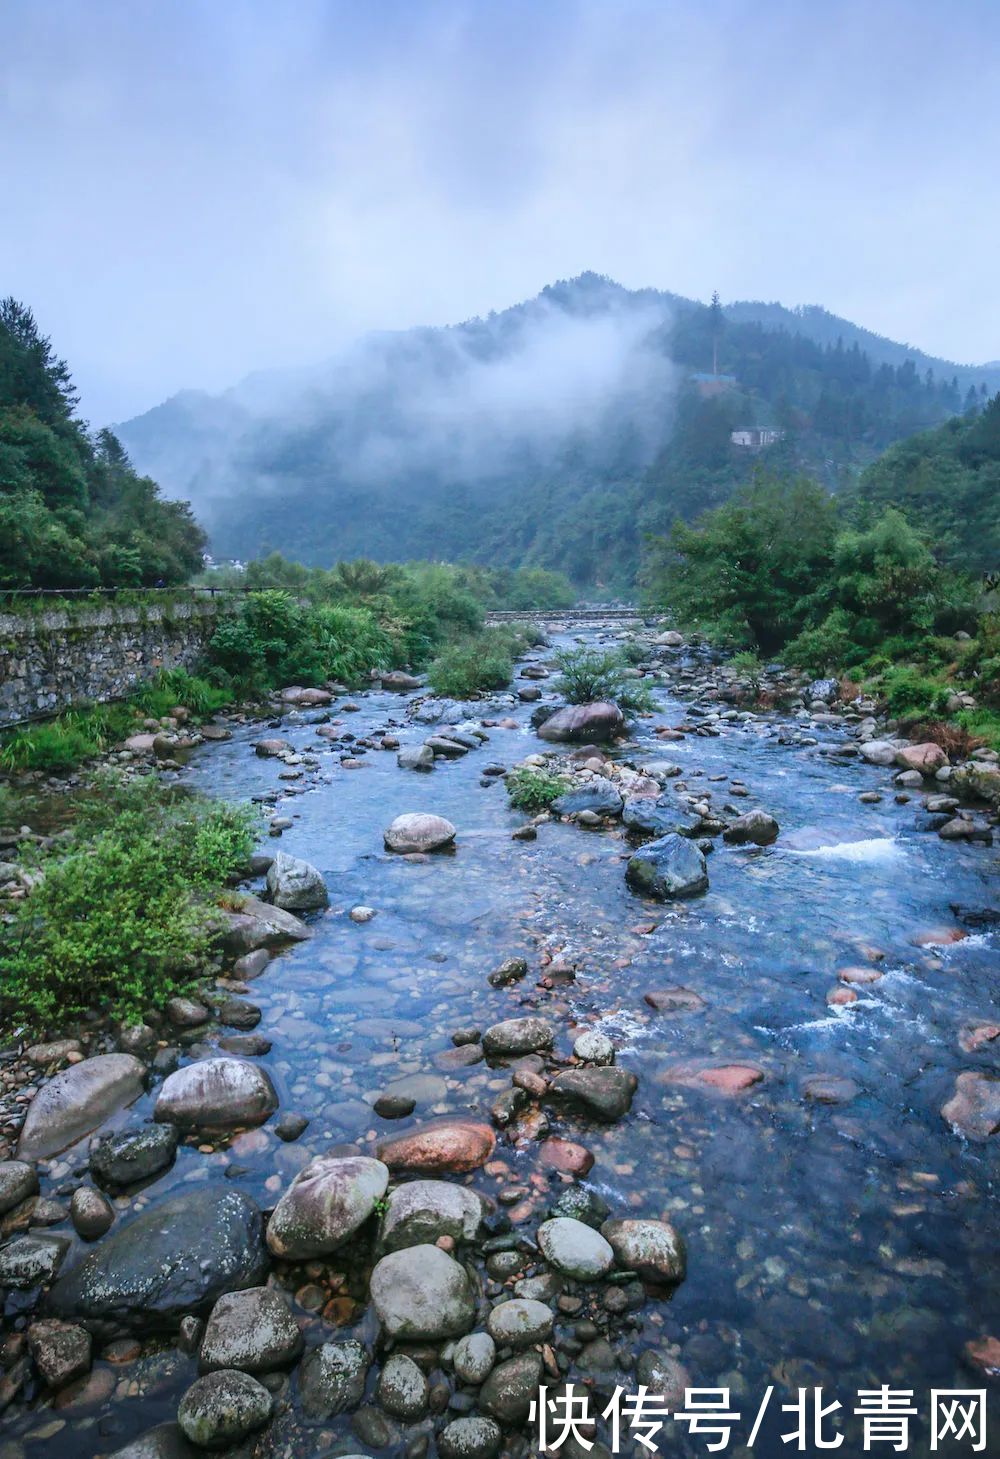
[0,596,235,728]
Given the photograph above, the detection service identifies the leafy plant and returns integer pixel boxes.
[427,629,516,699]
[0,779,258,1030]
[504,766,571,812]
[554,648,655,717]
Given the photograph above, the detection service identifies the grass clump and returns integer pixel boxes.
[0,776,258,1031]
[554,647,655,717]
[505,766,571,812]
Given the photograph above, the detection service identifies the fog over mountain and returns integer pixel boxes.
[115,273,999,587]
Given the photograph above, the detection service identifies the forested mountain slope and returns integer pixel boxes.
[118,274,1000,590]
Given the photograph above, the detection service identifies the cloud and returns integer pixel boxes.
[1,0,998,422]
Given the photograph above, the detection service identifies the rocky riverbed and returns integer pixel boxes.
[0,621,998,1457]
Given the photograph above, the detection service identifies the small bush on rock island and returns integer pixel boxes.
[504,767,571,812]
[0,777,257,1031]
[554,647,655,717]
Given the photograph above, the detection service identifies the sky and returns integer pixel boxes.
[2,0,999,425]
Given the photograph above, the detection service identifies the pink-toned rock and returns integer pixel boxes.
[827,986,859,1006]
[644,987,707,1014]
[942,1072,1000,1141]
[963,1335,1000,1379]
[837,966,883,985]
[124,733,157,753]
[538,1138,594,1177]
[659,1061,765,1095]
[378,1120,496,1174]
[895,742,948,775]
[802,1075,860,1104]
[537,702,625,744]
[959,1022,1000,1054]
[912,926,968,947]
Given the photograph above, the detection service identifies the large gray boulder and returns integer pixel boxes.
[107,1424,198,1459]
[397,744,435,772]
[547,1066,637,1122]
[625,834,708,899]
[722,810,779,846]
[199,1287,303,1373]
[154,1058,278,1130]
[486,1298,553,1347]
[266,1155,388,1259]
[90,1125,179,1189]
[17,1055,146,1161]
[177,1369,273,1450]
[377,1352,429,1419]
[600,1217,687,1285]
[219,895,312,957]
[369,1244,476,1340]
[551,778,624,817]
[452,1331,496,1385]
[265,850,328,911]
[537,1217,614,1279]
[378,1179,484,1253]
[622,798,701,838]
[439,1417,502,1459]
[47,1186,267,1332]
[297,1339,370,1418]
[384,813,456,853]
[0,1234,70,1288]
[482,1016,554,1059]
[0,1160,38,1214]
[537,702,625,743]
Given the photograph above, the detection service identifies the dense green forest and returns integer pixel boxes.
[119,274,998,592]
[0,299,204,589]
[854,393,1000,573]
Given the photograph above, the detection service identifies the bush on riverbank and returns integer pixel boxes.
[0,777,257,1029]
[643,471,999,745]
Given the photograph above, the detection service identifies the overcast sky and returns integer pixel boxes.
[3,0,998,425]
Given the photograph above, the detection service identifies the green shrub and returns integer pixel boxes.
[0,779,258,1029]
[505,766,571,811]
[877,665,950,719]
[427,629,515,698]
[133,668,232,720]
[554,648,655,717]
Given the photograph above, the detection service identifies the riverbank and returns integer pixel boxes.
[0,621,997,1457]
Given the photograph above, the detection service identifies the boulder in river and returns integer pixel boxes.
[199,1287,303,1373]
[600,1217,687,1285]
[722,810,780,846]
[265,850,328,911]
[537,702,625,743]
[266,1155,389,1259]
[479,1351,543,1424]
[298,1339,370,1418]
[154,1058,278,1130]
[537,1217,614,1278]
[369,1243,476,1340]
[17,1054,146,1162]
[622,797,701,838]
[486,1298,554,1347]
[378,1179,484,1252]
[177,1369,273,1450]
[47,1186,268,1332]
[895,742,948,775]
[27,1318,92,1390]
[547,1066,638,1122]
[941,1072,1000,1141]
[0,1161,38,1215]
[482,1016,554,1058]
[625,834,708,899]
[551,778,624,817]
[384,812,457,853]
[220,895,312,956]
[377,1352,430,1419]
[0,1233,70,1288]
[859,740,898,766]
[378,1119,496,1173]
[380,670,422,691]
[90,1125,179,1189]
[397,744,435,772]
[439,1416,502,1459]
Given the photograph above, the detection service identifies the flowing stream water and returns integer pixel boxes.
[5,625,998,1458]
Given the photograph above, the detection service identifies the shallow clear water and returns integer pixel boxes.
[6,630,998,1457]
